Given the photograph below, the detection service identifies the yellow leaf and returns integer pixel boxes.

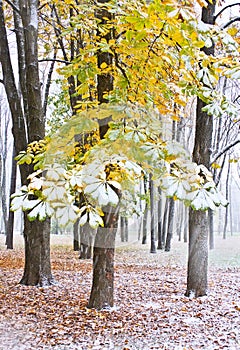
[211,163,221,169]
[227,27,238,36]
[100,62,108,69]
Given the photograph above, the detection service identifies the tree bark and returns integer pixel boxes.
[73,219,80,251]
[6,146,17,249]
[0,0,53,284]
[186,208,209,297]
[142,174,148,244]
[165,197,175,252]
[87,0,118,309]
[149,174,156,253]
[157,187,163,249]
[88,204,119,309]
[79,223,95,259]
[186,0,216,298]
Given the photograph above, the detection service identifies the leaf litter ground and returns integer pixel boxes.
[0,235,239,350]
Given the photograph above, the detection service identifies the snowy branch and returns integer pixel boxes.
[214,3,240,22]
[38,58,70,65]
[211,139,240,165]
[222,17,240,29]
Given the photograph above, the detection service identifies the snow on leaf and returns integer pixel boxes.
[89,210,104,228]
[79,212,88,226]
[55,203,79,227]
[42,181,67,201]
[11,192,28,211]
[190,188,216,211]
[22,199,42,211]
[45,164,66,181]
[27,201,54,221]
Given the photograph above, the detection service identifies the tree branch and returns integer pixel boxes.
[39,58,70,65]
[4,0,20,14]
[222,17,240,29]
[214,3,240,22]
[211,139,240,165]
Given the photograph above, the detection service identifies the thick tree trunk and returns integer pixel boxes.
[20,217,53,286]
[186,1,216,298]
[185,209,208,297]
[88,0,117,309]
[0,1,53,284]
[88,205,119,309]
[208,208,214,249]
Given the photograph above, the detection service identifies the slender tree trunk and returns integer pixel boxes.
[161,198,169,249]
[184,206,188,243]
[165,198,175,252]
[73,219,80,251]
[120,216,125,242]
[149,174,156,253]
[186,0,216,298]
[142,174,148,244]
[157,187,163,249]
[223,155,230,239]
[6,147,17,249]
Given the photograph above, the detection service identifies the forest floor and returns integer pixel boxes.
[0,233,239,350]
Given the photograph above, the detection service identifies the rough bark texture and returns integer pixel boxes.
[87,0,118,309]
[79,223,95,259]
[6,147,17,249]
[165,197,175,252]
[20,218,53,286]
[186,208,209,297]
[186,0,216,298]
[0,0,53,285]
[73,220,80,252]
[88,205,119,310]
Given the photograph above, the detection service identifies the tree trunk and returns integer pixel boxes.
[73,219,80,251]
[88,205,119,309]
[223,155,230,239]
[20,218,53,286]
[88,0,118,309]
[208,208,214,250]
[161,198,169,249]
[79,223,95,259]
[142,175,148,244]
[165,197,175,252]
[157,187,163,249]
[0,1,53,284]
[186,0,216,298]
[149,174,156,253]
[185,209,208,297]
[6,147,17,249]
